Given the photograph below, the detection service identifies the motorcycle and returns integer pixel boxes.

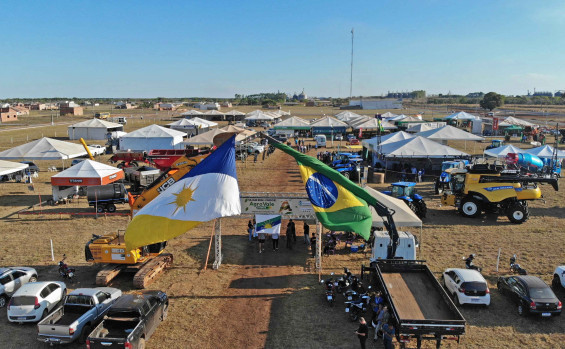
[58,255,76,283]
[335,267,353,293]
[345,291,371,321]
[510,254,528,275]
[320,273,337,307]
[464,254,482,272]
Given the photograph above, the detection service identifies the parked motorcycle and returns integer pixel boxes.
[320,273,337,307]
[58,254,75,283]
[464,254,482,272]
[345,291,371,321]
[335,267,353,293]
[509,254,528,275]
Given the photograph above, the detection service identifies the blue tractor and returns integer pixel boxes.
[382,182,427,218]
[485,139,505,150]
[435,160,470,194]
[334,158,363,180]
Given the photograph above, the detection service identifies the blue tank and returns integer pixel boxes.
[517,153,544,170]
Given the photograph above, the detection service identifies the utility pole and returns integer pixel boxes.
[350,28,354,99]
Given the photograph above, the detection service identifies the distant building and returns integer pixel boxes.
[153,103,179,111]
[221,101,232,108]
[532,91,553,97]
[60,105,84,116]
[116,102,135,109]
[0,107,18,122]
[195,102,220,110]
[466,92,484,98]
[349,99,402,110]
[298,90,307,101]
[11,106,30,115]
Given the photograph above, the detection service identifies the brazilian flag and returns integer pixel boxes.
[271,140,377,240]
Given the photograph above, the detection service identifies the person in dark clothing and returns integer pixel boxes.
[272,230,279,251]
[382,323,395,349]
[286,220,294,249]
[287,219,296,244]
[310,233,317,257]
[247,220,253,241]
[303,222,310,244]
[355,317,369,349]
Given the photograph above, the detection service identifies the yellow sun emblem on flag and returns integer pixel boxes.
[264,223,272,229]
[169,182,197,214]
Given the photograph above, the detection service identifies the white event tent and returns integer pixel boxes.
[484,145,524,158]
[499,116,536,127]
[444,111,480,120]
[379,136,469,158]
[181,110,204,117]
[352,118,397,130]
[362,131,414,150]
[525,145,565,159]
[415,125,484,142]
[119,124,186,151]
[0,137,87,160]
[0,160,28,176]
[68,119,124,140]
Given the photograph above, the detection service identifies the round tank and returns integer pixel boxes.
[517,153,544,170]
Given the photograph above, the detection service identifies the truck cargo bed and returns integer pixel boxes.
[382,272,457,320]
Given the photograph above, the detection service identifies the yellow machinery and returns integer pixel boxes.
[441,167,558,224]
[95,112,110,119]
[85,153,209,288]
[79,138,95,160]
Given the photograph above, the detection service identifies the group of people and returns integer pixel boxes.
[247,219,313,254]
[317,151,336,164]
[355,291,395,349]
[399,165,425,182]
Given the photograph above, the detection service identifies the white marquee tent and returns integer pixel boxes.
[362,131,414,150]
[525,145,565,159]
[379,136,469,158]
[119,124,186,151]
[0,160,28,176]
[68,119,124,140]
[380,112,397,119]
[352,118,397,130]
[181,110,204,117]
[183,128,228,146]
[444,111,480,120]
[415,125,484,141]
[0,137,88,160]
[406,123,435,133]
[483,145,524,158]
[499,116,536,127]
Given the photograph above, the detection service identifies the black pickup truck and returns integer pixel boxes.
[86,290,168,349]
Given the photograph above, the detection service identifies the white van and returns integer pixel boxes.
[314,134,327,147]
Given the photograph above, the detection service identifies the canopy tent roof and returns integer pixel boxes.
[224,110,246,116]
[525,145,565,159]
[309,116,348,128]
[245,111,275,121]
[0,137,87,160]
[380,112,397,119]
[181,110,204,116]
[379,136,469,158]
[51,159,124,186]
[483,144,524,157]
[204,110,225,116]
[274,110,291,116]
[168,118,218,128]
[235,129,257,143]
[335,111,362,122]
[183,128,227,146]
[415,125,484,141]
[273,116,311,129]
[364,186,422,227]
[121,124,186,139]
[69,118,123,129]
[0,160,28,176]
[499,116,536,127]
[387,114,409,121]
[406,123,435,133]
[346,116,371,126]
[361,131,415,150]
[220,125,246,133]
[444,111,480,120]
[352,118,397,130]
[395,116,421,123]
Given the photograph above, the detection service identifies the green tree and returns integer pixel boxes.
[480,92,505,111]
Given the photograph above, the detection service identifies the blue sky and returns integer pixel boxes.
[1,1,564,98]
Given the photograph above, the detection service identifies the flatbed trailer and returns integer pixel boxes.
[361,260,465,349]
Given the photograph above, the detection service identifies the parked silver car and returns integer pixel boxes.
[0,267,38,307]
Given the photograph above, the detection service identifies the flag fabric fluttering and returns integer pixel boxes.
[378,119,384,133]
[270,139,375,240]
[125,136,241,250]
[255,215,281,235]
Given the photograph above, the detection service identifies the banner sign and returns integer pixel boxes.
[493,117,499,131]
[241,197,315,216]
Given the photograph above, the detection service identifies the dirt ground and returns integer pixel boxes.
[0,108,565,348]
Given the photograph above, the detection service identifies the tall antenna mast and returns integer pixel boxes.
[350,28,354,98]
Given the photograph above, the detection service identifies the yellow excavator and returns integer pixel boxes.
[84,152,210,288]
[83,131,241,288]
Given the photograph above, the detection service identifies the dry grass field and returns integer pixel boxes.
[0,106,564,348]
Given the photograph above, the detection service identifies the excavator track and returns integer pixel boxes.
[96,264,126,286]
[132,253,173,289]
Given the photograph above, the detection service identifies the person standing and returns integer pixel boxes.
[355,317,369,349]
[247,220,254,242]
[374,305,390,340]
[289,219,296,244]
[257,231,266,253]
[310,232,317,257]
[303,222,310,244]
[382,323,395,349]
[286,221,293,250]
[272,230,279,251]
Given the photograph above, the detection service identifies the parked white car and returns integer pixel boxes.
[87,145,106,156]
[7,281,66,322]
[443,268,490,306]
[552,266,565,289]
[0,267,38,307]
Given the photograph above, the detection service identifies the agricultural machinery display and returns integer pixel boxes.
[382,182,427,218]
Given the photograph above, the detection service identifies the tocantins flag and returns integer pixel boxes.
[271,139,375,240]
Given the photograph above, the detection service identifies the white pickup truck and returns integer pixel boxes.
[88,144,106,156]
[552,266,565,289]
[37,287,121,345]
